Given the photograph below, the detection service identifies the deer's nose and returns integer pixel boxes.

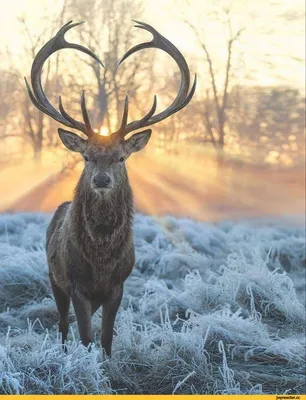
[93,174,111,188]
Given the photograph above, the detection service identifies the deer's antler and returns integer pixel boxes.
[26,21,196,142]
[112,21,196,140]
[25,21,104,138]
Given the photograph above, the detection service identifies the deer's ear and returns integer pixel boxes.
[125,129,152,154]
[58,128,86,152]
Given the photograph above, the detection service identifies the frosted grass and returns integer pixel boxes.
[0,212,304,394]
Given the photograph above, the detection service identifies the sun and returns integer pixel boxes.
[99,126,109,136]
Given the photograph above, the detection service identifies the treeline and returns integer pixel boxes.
[162,85,304,165]
[0,0,304,167]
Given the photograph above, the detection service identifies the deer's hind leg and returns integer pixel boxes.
[50,276,70,349]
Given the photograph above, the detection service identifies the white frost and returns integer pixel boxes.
[0,212,304,394]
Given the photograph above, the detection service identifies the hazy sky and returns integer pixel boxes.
[0,0,304,89]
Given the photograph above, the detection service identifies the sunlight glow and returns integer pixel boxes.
[99,126,109,136]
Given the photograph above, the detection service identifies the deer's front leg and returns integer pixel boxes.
[71,288,93,348]
[101,285,123,357]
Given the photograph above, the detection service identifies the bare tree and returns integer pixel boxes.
[1,4,70,161]
[0,70,20,140]
[67,0,155,133]
[185,7,244,155]
[19,17,54,161]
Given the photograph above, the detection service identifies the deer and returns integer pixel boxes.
[25,20,196,357]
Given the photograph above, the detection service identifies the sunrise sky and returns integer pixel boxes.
[0,0,304,90]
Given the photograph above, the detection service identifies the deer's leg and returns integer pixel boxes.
[71,289,93,349]
[101,285,123,357]
[50,276,70,349]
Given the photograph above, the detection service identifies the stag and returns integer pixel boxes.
[25,20,196,356]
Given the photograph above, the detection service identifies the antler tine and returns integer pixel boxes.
[128,95,157,132]
[120,96,129,131]
[112,96,129,140]
[113,95,158,140]
[24,77,47,114]
[116,21,196,137]
[58,91,95,138]
[138,95,157,123]
[25,21,104,137]
[58,95,89,134]
[81,90,95,136]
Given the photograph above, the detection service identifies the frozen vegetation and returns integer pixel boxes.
[0,212,305,394]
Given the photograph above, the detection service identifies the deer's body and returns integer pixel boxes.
[26,20,195,356]
[46,168,134,354]
[47,170,134,298]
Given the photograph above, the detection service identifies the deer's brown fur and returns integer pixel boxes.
[47,161,134,355]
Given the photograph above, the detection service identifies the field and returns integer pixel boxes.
[0,212,305,394]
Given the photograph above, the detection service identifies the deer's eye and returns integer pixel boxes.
[84,155,89,161]
[119,157,125,162]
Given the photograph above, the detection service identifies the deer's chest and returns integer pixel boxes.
[66,230,134,301]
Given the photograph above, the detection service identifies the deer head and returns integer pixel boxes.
[25,20,196,195]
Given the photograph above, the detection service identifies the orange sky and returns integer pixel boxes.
[0,0,304,90]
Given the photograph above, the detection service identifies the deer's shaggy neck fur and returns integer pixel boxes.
[68,169,134,264]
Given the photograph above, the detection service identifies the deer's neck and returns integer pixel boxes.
[70,169,133,247]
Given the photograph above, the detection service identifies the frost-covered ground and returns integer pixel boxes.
[0,212,305,394]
